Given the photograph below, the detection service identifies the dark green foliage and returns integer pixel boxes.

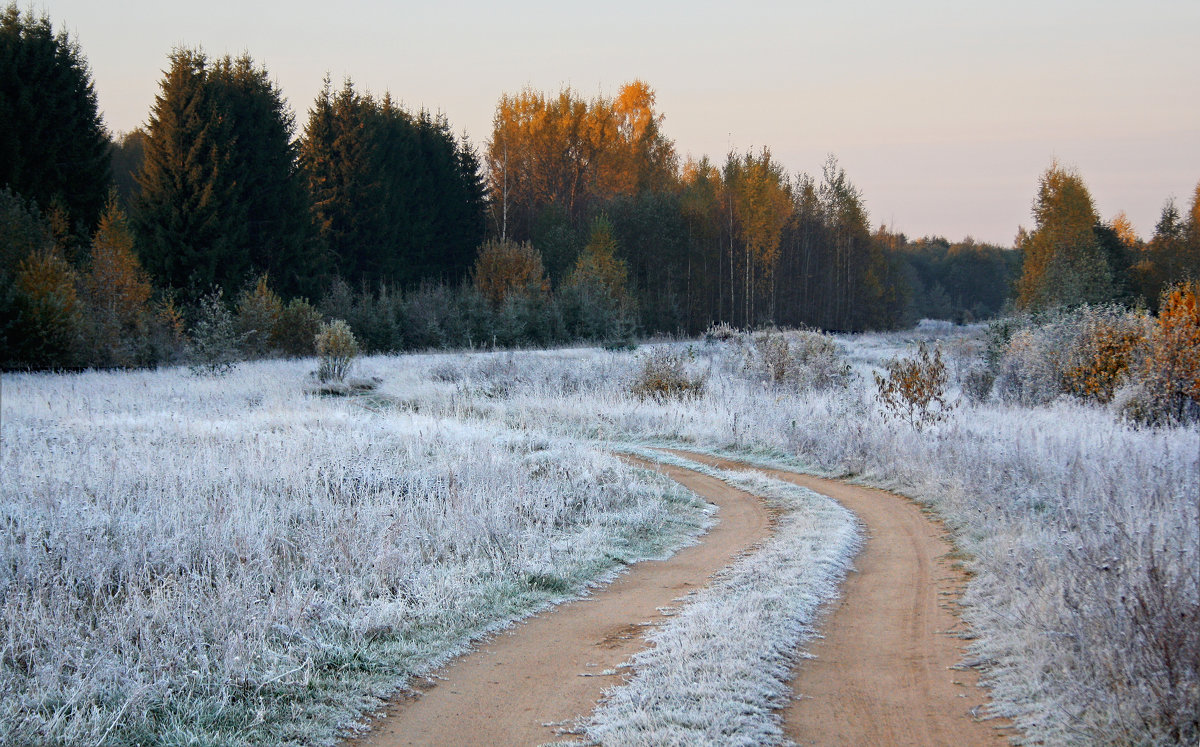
[133,50,311,303]
[300,80,486,289]
[1093,221,1137,306]
[532,202,579,285]
[0,187,54,272]
[273,297,322,357]
[604,190,689,333]
[890,235,1021,323]
[0,5,110,232]
[110,129,145,209]
[0,190,77,368]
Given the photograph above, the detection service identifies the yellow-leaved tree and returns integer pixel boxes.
[472,239,549,308]
[84,196,153,365]
[1017,162,1114,310]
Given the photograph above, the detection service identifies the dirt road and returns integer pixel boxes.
[347,451,1005,746]
[667,449,1007,746]
[345,459,772,747]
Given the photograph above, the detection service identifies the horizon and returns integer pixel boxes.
[38,0,1200,246]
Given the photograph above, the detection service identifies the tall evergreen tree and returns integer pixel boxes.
[0,4,110,231]
[300,80,485,289]
[133,49,310,300]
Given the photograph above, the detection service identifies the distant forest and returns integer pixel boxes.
[2,5,1197,369]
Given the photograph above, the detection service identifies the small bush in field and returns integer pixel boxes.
[1135,281,1200,424]
[315,319,358,383]
[1059,308,1149,404]
[704,321,739,344]
[741,329,852,391]
[961,365,995,403]
[874,342,954,430]
[188,288,242,376]
[995,326,1064,406]
[631,347,706,400]
[273,298,322,357]
[235,274,283,358]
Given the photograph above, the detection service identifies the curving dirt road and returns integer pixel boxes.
[667,449,1009,746]
[345,459,772,747]
[346,451,1006,746]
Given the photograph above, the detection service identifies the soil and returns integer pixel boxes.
[666,449,1010,746]
[344,458,772,747]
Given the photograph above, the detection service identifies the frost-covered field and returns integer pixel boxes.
[0,362,707,746]
[2,325,1197,746]
[389,332,1197,746]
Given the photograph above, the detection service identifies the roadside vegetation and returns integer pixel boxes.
[2,305,1196,744]
[2,4,1198,746]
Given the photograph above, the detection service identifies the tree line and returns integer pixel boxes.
[2,4,1197,370]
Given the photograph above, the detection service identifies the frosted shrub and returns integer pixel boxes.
[741,328,852,391]
[316,319,358,382]
[960,365,995,403]
[188,287,242,375]
[631,347,706,400]
[874,341,953,430]
[704,320,739,343]
[994,327,1062,405]
[1058,306,1149,404]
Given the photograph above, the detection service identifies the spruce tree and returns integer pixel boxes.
[0,5,110,231]
[133,49,310,302]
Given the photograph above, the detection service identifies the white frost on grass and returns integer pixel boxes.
[402,339,1199,746]
[0,362,709,746]
[580,450,861,747]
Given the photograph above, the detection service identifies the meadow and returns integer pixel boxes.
[1,323,1196,745]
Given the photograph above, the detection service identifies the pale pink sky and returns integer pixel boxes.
[41,0,1200,245]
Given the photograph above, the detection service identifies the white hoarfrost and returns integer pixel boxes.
[580,450,861,747]
[2,324,1196,747]
[0,361,708,746]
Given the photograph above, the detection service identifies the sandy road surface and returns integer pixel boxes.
[345,459,772,747]
[667,449,1009,747]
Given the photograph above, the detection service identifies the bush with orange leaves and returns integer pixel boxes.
[1059,307,1151,404]
[1132,281,1200,424]
[471,239,549,308]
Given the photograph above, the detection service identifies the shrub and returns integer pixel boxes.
[273,297,322,357]
[472,239,549,308]
[10,248,85,369]
[631,347,706,400]
[235,274,283,358]
[874,341,954,430]
[1136,281,1200,424]
[960,365,996,403]
[994,324,1066,406]
[187,288,242,376]
[1059,307,1149,404]
[741,329,852,391]
[704,321,739,344]
[315,319,358,383]
[138,293,188,366]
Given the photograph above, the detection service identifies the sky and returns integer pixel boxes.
[37,0,1200,246]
